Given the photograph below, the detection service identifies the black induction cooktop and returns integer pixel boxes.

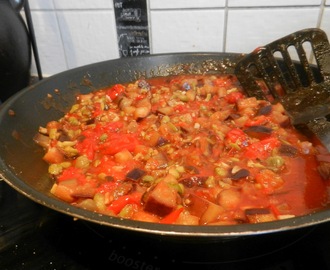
[1,179,330,270]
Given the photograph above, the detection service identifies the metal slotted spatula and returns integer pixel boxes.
[235,28,330,150]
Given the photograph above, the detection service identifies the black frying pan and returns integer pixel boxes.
[0,52,329,241]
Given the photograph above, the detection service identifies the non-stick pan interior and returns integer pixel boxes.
[1,52,330,239]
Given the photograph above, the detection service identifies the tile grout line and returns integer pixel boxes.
[52,0,69,70]
[316,0,326,28]
[223,0,229,52]
[149,5,323,12]
[146,0,153,54]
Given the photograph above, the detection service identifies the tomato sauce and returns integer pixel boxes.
[34,74,330,225]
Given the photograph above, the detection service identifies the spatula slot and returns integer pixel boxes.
[235,28,330,102]
[235,28,330,151]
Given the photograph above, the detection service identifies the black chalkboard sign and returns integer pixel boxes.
[113,0,150,57]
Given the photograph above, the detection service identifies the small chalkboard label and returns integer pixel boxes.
[113,0,150,57]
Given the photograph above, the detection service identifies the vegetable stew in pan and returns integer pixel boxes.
[34,74,330,225]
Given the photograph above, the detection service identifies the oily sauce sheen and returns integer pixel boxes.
[34,74,330,225]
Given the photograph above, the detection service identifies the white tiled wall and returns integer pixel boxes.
[26,0,330,77]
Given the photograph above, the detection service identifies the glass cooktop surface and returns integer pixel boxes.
[1,180,330,270]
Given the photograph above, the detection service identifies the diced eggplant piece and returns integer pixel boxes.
[245,208,271,215]
[50,179,78,203]
[316,154,330,163]
[183,193,224,224]
[33,132,51,148]
[175,212,200,225]
[119,96,133,110]
[156,136,169,147]
[245,208,276,223]
[113,182,135,197]
[199,136,212,156]
[317,163,330,180]
[180,176,208,188]
[200,202,225,225]
[85,118,95,125]
[105,175,115,182]
[72,184,97,198]
[228,113,240,120]
[143,179,179,217]
[43,147,65,164]
[126,168,146,181]
[217,189,241,210]
[58,133,73,142]
[278,144,298,157]
[75,199,97,211]
[184,165,200,174]
[156,106,174,116]
[138,79,151,90]
[145,152,168,170]
[183,193,209,217]
[244,125,272,139]
[182,82,191,91]
[231,168,250,180]
[197,79,204,87]
[257,105,272,116]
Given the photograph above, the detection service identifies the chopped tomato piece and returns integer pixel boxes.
[57,167,87,184]
[77,134,98,159]
[213,77,235,87]
[99,133,139,155]
[225,91,244,104]
[244,115,269,127]
[92,102,103,118]
[255,169,284,193]
[96,181,118,194]
[102,121,124,132]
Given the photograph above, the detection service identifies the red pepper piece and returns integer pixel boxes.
[160,207,184,224]
[244,137,280,160]
[108,193,142,215]
[225,128,248,146]
[106,84,125,100]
